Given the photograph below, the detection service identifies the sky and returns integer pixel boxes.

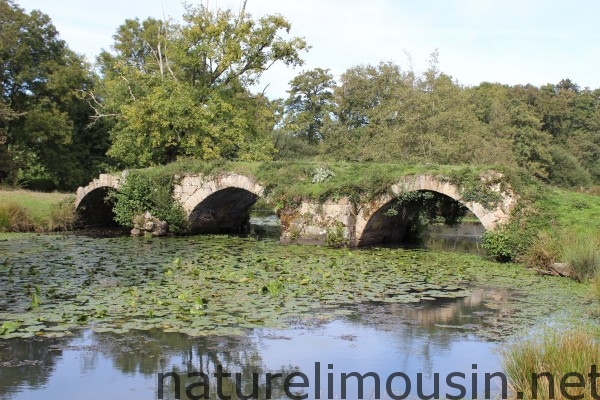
[16,0,600,99]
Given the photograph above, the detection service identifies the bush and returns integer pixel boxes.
[109,171,188,233]
[46,198,77,231]
[22,177,57,192]
[325,221,349,247]
[547,147,592,189]
[502,329,600,400]
[482,229,515,262]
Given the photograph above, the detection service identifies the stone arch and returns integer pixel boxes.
[354,174,516,246]
[173,173,265,234]
[74,174,122,227]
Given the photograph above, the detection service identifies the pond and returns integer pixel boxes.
[0,232,592,399]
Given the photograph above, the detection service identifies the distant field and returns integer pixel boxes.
[0,190,71,222]
[0,190,75,233]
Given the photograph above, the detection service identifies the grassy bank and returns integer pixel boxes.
[0,190,76,232]
[508,187,600,280]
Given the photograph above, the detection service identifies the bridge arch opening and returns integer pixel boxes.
[75,187,119,228]
[358,190,483,247]
[189,187,260,234]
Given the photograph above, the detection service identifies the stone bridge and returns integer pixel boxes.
[75,171,517,246]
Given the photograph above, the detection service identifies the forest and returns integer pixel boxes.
[1,0,599,191]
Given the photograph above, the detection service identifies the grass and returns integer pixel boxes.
[536,188,600,238]
[131,158,512,211]
[516,187,600,279]
[562,235,600,281]
[0,190,76,232]
[502,329,600,400]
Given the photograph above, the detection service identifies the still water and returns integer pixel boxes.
[0,291,505,400]
[0,224,508,400]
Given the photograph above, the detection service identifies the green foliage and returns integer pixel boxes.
[322,58,498,165]
[272,131,319,160]
[0,202,34,232]
[0,321,20,336]
[547,147,592,188]
[311,165,335,183]
[521,231,561,270]
[93,3,306,167]
[325,221,349,248]
[482,229,515,262]
[280,68,335,144]
[261,280,284,298]
[445,168,504,209]
[0,193,77,232]
[109,171,187,232]
[388,190,468,230]
[46,198,78,231]
[28,284,42,310]
[0,0,110,190]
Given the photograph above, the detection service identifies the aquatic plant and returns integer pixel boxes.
[0,234,595,340]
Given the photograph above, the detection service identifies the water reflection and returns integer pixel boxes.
[1,288,507,400]
[248,214,486,254]
[422,222,486,255]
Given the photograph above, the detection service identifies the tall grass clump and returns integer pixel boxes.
[46,199,78,231]
[562,235,600,281]
[0,202,34,232]
[521,231,562,270]
[502,329,600,400]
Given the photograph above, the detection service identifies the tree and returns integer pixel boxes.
[0,0,108,189]
[280,68,335,144]
[93,2,308,167]
[323,56,492,165]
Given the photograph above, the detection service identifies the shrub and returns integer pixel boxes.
[325,221,349,247]
[547,147,592,189]
[109,171,188,233]
[22,177,57,192]
[482,229,515,262]
[502,329,600,400]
